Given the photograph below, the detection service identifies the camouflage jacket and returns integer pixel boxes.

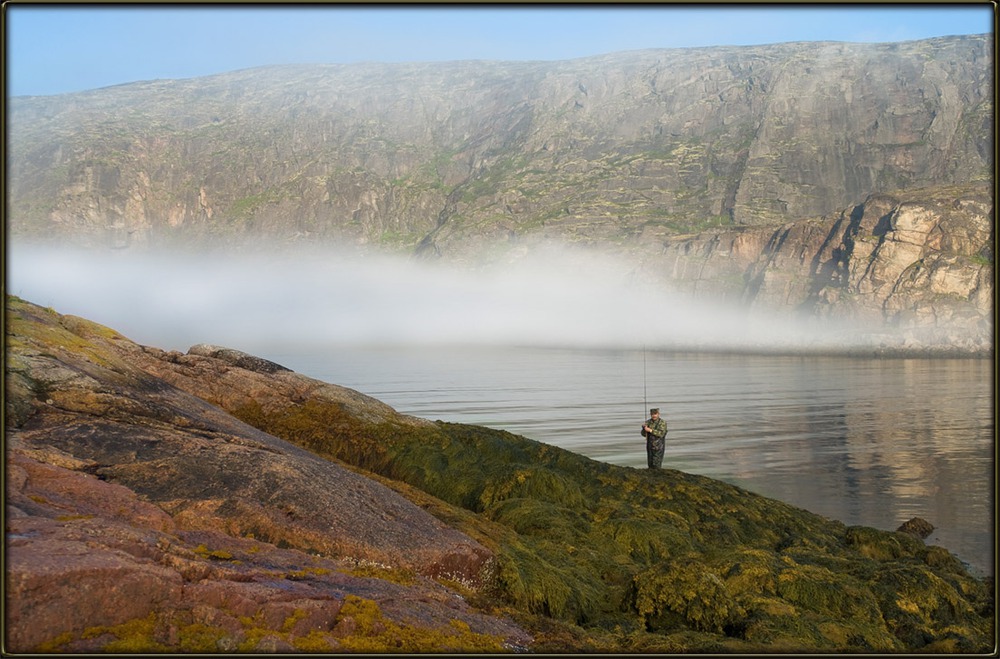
[642,416,668,440]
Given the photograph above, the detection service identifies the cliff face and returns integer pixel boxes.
[8,35,990,245]
[639,184,993,352]
[6,35,993,351]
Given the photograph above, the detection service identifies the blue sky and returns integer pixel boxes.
[5,4,995,97]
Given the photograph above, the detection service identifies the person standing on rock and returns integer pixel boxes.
[641,407,668,469]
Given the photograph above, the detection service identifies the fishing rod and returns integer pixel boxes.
[642,343,647,415]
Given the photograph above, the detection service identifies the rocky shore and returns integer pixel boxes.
[5,297,528,652]
[4,295,994,652]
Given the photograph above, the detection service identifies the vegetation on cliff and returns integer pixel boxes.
[9,36,990,252]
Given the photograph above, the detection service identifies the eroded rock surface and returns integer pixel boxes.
[5,297,528,653]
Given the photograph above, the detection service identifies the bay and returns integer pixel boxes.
[273,346,994,576]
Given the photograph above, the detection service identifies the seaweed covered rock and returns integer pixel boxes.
[5,296,993,652]
[128,339,994,651]
[897,516,935,539]
[238,401,996,649]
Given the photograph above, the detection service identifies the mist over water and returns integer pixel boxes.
[8,243,992,573]
[8,244,872,354]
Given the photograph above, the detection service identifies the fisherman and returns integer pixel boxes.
[641,407,668,469]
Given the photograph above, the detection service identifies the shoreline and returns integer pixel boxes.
[350,340,996,360]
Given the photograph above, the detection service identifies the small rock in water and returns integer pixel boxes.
[896,517,934,539]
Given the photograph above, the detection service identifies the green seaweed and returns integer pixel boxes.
[333,595,506,652]
[226,391,994,652]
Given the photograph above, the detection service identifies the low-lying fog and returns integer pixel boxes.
[8,244,876,355]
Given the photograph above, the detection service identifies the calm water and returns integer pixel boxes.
[273,346,994,576]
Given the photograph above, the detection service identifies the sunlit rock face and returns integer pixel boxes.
[835,189,992,352]
[5,298,522,653]
[8,35,989,246]
[643,185,993,353]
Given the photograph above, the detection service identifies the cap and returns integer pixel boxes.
[649,408,659,414]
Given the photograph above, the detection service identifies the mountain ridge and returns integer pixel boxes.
[6,34,993,352]
[9,34,990,243]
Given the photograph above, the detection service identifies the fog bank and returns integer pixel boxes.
[8,244,878,355]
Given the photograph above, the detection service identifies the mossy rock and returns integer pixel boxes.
[598,517,694,563]
[478,466,586,511]
[184,350,995,652]
[484,497,586,541]
[631,558,745,634]
[844,524,927,561]
[869,563,991,648]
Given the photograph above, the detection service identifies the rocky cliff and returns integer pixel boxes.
[7,36,993,351]
[5,297,528,652]
[640,183,994,353]
[4,296,995,652]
